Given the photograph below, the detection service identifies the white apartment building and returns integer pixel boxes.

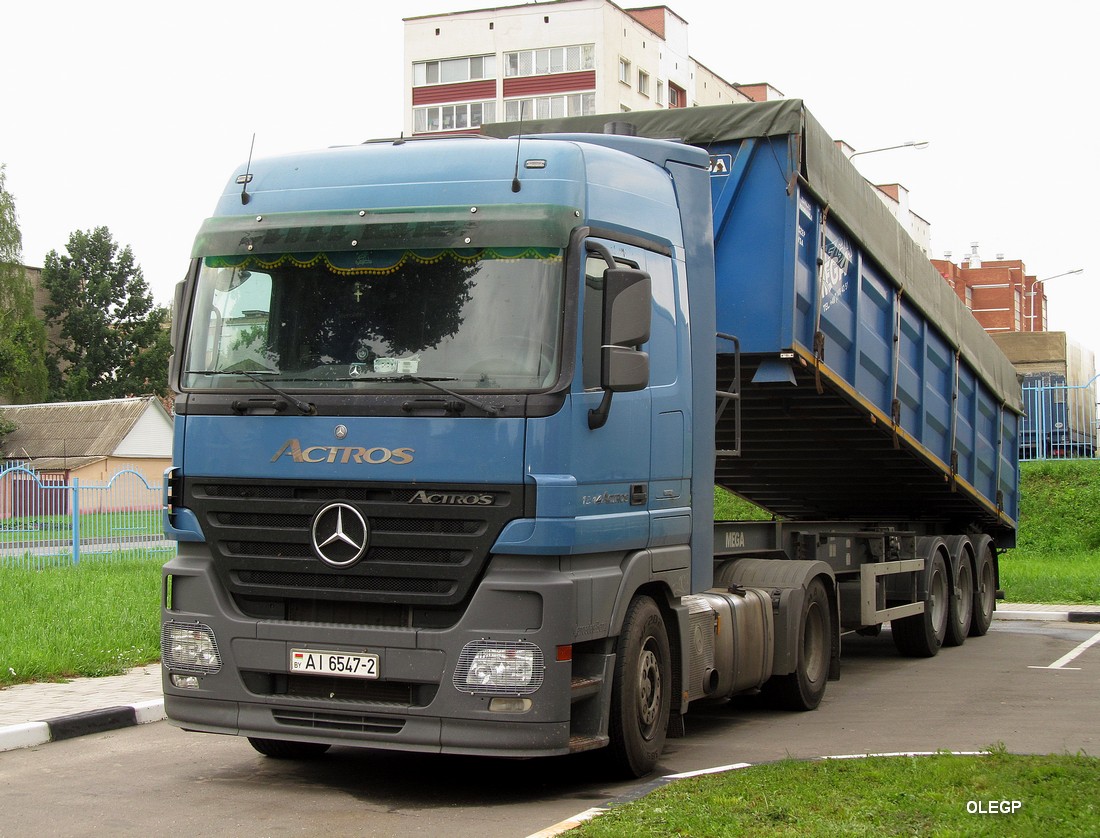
[404,0,779,136]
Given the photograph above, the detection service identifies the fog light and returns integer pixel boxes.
[489,697,532,713]
[162,622,222,674]
[453,640,544,695]
[170,674,201,689]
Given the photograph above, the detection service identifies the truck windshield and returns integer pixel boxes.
[182,247,564,392]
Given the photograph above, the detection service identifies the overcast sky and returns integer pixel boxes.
[5,1,1095,362]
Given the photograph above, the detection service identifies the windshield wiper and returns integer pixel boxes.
[186,369,315,416]
[381,374,501,416]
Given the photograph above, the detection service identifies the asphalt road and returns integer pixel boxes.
[2,619,1097,838]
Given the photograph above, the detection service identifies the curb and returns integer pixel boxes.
[0,698,165,753]
[996,610,1100,623]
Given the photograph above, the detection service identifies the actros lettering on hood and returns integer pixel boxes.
[272,439,415,465]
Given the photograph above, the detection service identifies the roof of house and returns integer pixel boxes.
[0,397,172,462]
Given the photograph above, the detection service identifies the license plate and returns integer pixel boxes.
[290,649,379,679]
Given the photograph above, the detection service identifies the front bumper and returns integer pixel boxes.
[161,545,580,757]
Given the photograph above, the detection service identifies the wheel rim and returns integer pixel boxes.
[977,556,995,620]
[636,641,662,737]
[955,560,974,627]
[803,601,827,685]
[930,558,948,636]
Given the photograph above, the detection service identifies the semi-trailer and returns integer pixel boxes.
[161,99,1020,777]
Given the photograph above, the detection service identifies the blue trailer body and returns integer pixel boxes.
[704,133,1018,540]
[162,100,1019,777]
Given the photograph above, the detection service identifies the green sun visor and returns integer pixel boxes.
[192,204,580,260]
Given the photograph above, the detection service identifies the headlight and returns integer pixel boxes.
[162,622,222,674]
[453,640,545,695]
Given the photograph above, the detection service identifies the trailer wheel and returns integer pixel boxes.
[969,544,996,637]
[248,737,331,759]
[892,549,948,657]
[763,577,830,711]
[607,595,671,778]
[944,550,974,647]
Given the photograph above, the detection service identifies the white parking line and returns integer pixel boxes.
[1028,629,1100,671]
[664,762,752,779]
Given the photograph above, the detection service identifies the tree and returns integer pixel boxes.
[0,164,49,403]
[42,226,169,400]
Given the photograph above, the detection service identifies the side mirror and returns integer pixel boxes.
[603,267,651,349]
[588,249,652,429]
[170,279,186,348]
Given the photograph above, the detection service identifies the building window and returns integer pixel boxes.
[668,83,685,108]
[413,54,496,86]
[505,44,595,78]
[414,101,496,133]
[1014,288,1022,330]
[638,70,650,97]
[656,80,664,106]
[505,93,595,122]
[618,58,631,84]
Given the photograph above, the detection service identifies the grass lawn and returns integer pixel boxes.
[575,750,1099,837]
[0,556,162,687]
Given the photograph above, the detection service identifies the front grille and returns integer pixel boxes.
[228,544,468,565]
[285,675,420,705]
[187,478,527,607]
[272,709,407,735]
[237,570,453,595]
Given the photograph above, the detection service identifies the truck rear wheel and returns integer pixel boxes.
[892,549,948,657]
[248,737,331,759]
[762,577,830,711]
[944,549,974,647]
[969,543,996,637]
[607,595,671,778]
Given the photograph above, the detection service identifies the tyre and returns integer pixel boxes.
[969,543,996,637]
[762,577,830,711]
[892,548,949,658]
[248,737,332,759]
[607,595,671,778]
[944,547,974,647]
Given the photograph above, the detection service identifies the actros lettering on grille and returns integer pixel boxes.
[410,490,494,506]
[272,439,415,465]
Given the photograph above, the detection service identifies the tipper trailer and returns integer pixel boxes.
[162,99,1021,777]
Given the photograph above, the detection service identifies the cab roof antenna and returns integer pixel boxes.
[238,133,256,205]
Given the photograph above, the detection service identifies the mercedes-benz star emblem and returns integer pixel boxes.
[311,503,369,567]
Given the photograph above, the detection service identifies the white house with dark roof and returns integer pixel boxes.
[0,396,172,488]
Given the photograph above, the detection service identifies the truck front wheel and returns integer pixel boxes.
[607,595,671,778]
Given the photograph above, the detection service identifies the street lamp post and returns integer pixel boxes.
[848,141,930,159]
[1027,269,1084,332]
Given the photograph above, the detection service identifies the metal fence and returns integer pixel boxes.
[0,465,174,568]
[1019,376,1099,462]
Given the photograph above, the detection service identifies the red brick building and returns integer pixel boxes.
[931,249,1044,333]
